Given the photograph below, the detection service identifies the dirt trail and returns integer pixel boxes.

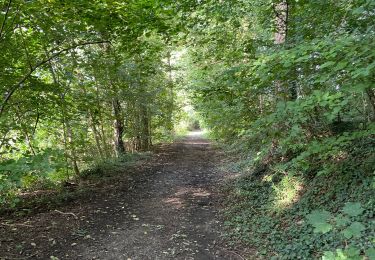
[0,132,241,260]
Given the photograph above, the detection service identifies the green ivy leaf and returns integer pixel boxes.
[342,202,364,217]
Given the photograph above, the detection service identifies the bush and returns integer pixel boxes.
[0,149,66,206]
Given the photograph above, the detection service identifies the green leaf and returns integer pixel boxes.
[322,251,336,260]
[333,61,348,71]
[365,248,375,260]
[352,6,365,15]
[307,210,331,223]
[306,210,332,234]
[313,222,333,234]
[324,247,362,260]
[335,215,350,227]
[341,222,366,239]
[345,246,361,258]
[320,61,335,69]
[342,202,364,217]
[335,249,347,259]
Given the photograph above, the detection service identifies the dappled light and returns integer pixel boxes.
[184,131,210,145]
[163,187,211,210]
[0,0,374,259]
[272,176,304,211]
[163,197,185,209]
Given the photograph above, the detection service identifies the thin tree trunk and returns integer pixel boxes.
[167,51,174,132]
[112,98,125,156]
[45,51,80,175]
[259,94,264,114]
[66,121,80,175]
[89,111,104,158]
[0,130,10,156]
[94,80,111,157]
[274,1,288,45]
[140,104,150,151]
[61,114,70,176]
[148,107,152,147]
[15,107,36,155]
[81,82,104,159]
[365,87,375,121]
[274,1,296,101]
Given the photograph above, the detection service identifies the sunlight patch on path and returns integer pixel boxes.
[185,130,210,145]
[187,130,204,137]
[163,187,212,209]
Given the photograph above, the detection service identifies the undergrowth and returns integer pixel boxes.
[223,157,375,259]
[0,152,150,216]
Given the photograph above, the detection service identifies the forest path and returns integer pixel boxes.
[1,132,241,260]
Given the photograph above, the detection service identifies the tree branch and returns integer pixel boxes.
[0,40,110,116]
[32,108,40,136]
[1,4,20,41]
[0,0,12,40]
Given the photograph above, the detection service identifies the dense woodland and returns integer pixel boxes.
[0,0,183,203]
[0,0,374,259]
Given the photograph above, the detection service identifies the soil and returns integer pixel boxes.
[0,132,243,260]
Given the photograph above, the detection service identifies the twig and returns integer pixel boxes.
[218,246,246,260]
[1,253,37,260]
[0,222,33,227]
[54,209,79,219]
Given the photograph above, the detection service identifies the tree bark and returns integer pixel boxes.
[365,87,375,121]
[274,1,297,101]
[66,121,80,176]
[94,80,111,157]
[274,1,288,45]
[89,111,104,158]
[112,98,125,156]
[140,104,150,151]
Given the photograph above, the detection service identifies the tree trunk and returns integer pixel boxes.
[112,98,125,156]
[45,51,80,176]
[274,1,297,101]
[166,51,174,132]
[15,107,36,156]
[274,1,288,45]
[66,121,80,176]
[94,80,111,157]
[89,111,104,158]
[365,87,375,121]
[140,104,150,151]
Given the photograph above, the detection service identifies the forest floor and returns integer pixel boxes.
[0,132,244,260]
